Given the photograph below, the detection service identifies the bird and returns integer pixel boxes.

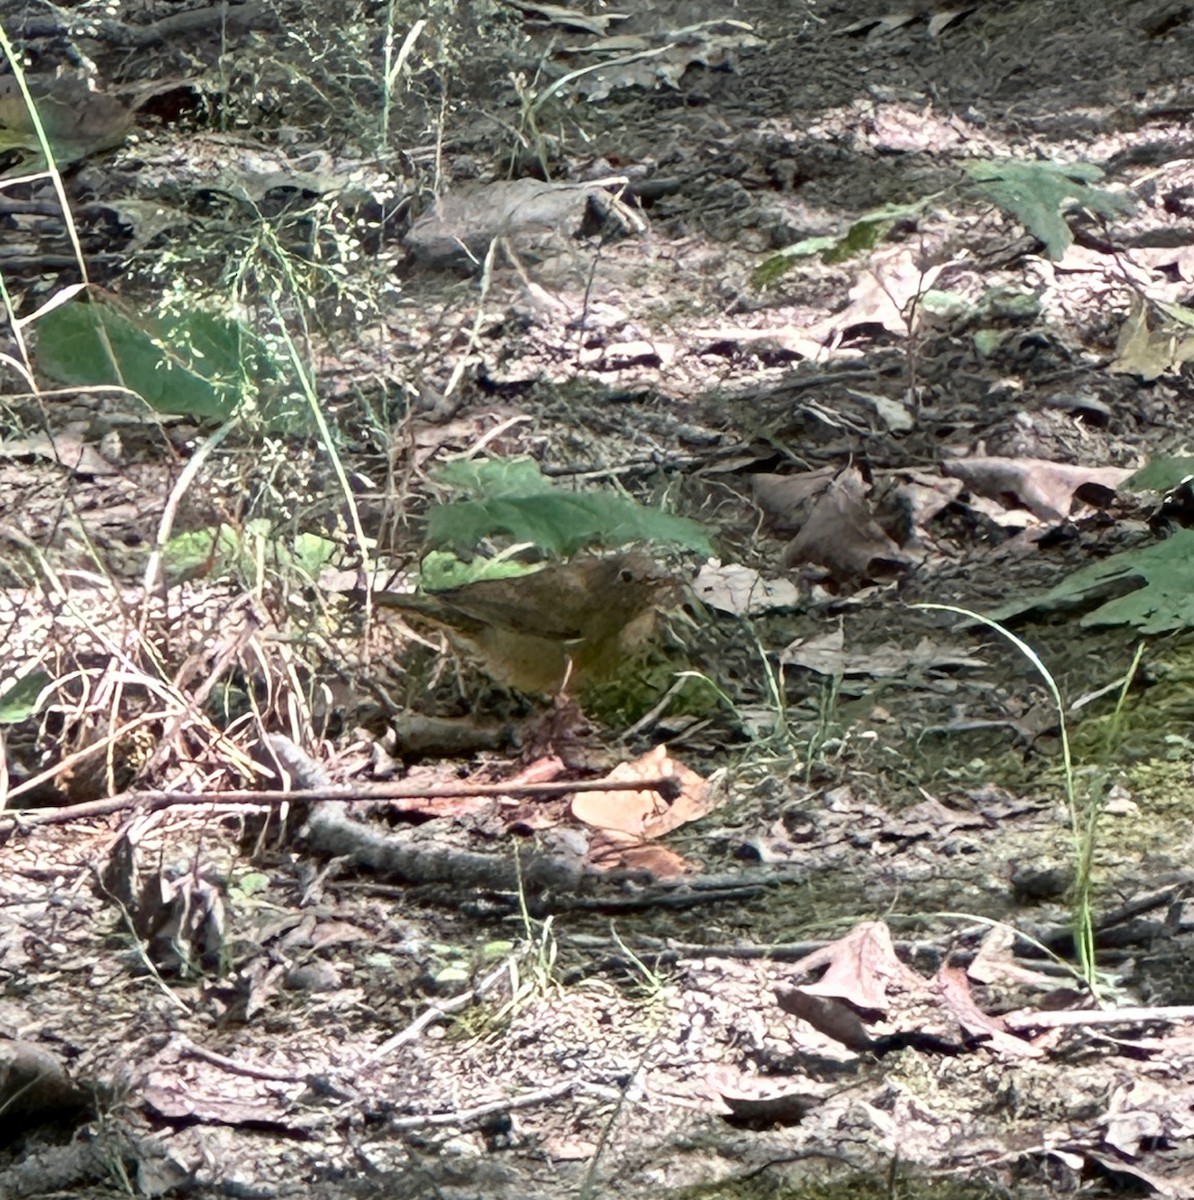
[372,551,677,694]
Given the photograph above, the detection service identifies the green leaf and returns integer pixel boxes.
[0,669,52,724]
[825,203,920,264]
[160,526,241,582]
[432,457,555,498]
[419,550,539,591]
[35,297,281,420]
[237,872,271,895]
[988,528,1194,634]
[160,523,338,584]
[972,328,1006,357]
[428,492,711,558]
[1156,300,1194,329]
[1124,456,1194,492]
[753,236,840,287]
[752,201,926,286]
[291,532,337,579]
[966,159,1133,260]
[425,455,710,558]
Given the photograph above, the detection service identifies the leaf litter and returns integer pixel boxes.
[9,0,1194,1196]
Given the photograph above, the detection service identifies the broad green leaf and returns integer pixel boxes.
[752,236,840,287]
[161,524,337,584]
[428,492,711,558]
[825,202,922,264]
[427,455,710,557]
[966,159,1133,260]
[35,297,280,420]
[292,533,337,579]
[419,551,539,591]
[988,528,1194,634]
[972,328,1006,357]
[0,75,131,171]
[432,457,555,498]
[160,526,241,582]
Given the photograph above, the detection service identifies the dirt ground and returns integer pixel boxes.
[5,0,1194,1196]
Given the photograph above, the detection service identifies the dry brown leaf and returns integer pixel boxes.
[1112,294,1194,381]
[968,924,1067,989]
[0,75,131,163]
[570,774,660,835]
[943,456,1134,522]
[780,921,1044,1059]
[693,560,801,616]
[810,247,943,339]
[716,1073,829,1124]
[775,988,876,1051]
[927,6,976,36]
[936,965,1043,1058]
[781,466,911,581]
[780,631,987,677]
[570,745,710,837]
[886,471,965,533]
[572,748,712,877]
[752,468,836,533]
[786,920,924,1013]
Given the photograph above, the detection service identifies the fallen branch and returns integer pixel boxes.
[0,774,680,832]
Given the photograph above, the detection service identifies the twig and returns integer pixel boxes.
[360,951,518,1067]
[0,774,680,831]
[178,1038,301,1082]
[388,1079,575,1131]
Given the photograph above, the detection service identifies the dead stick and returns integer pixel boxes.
[1005,1005,1194,1030]
[0,774,680,831]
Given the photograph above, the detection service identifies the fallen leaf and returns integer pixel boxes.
[753,467,837,533]
[944,456,1134,522]
[936,965,1042,1058]
[570,745,711,838]
[786,920,924,1012]
[811,247,943,339]
[968,924,1066,989]
[1112,294,1194,380]
[587,837,694,878]
[780,632,987,677]
[781,466,912,582]
[776,988,876,1050]
[927,6,976,36]
[0,74,131,166]
[694,560,801,616]
[780,625,846,674]
[886,471,965,534]
[716,1072,829,1124]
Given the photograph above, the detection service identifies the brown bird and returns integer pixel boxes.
[373,551,676,694]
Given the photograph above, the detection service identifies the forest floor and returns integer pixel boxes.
[5,0,1194,1196]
